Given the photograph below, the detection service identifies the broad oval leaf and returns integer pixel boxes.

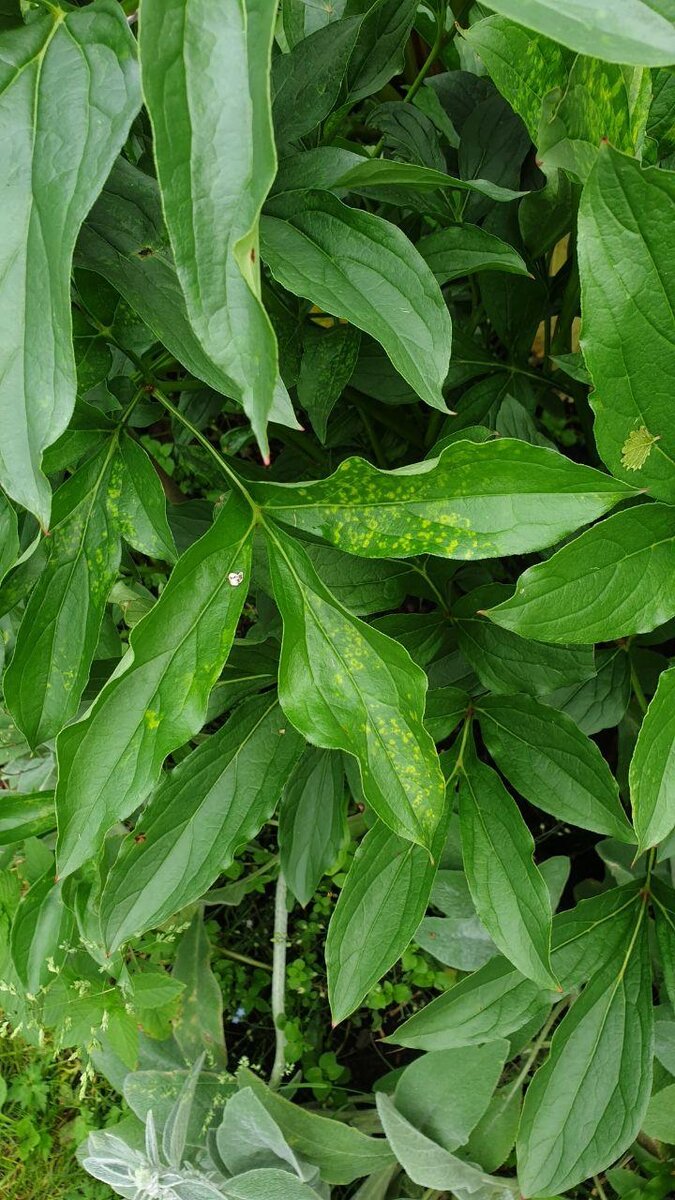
[482,0,675,66]
[252,439,634,560]
[394,1042,509,1152]
[261,189,452,413]
[326,819,443,1023]
[517,905,653,1197]
[579,147,675,502]
[0,0,140,524]
[630,665,675,852]
[140,0,279,454]
[101,695,303,952]
[417,223,529,283]
[458,746,557,990]
[55,493,254,878]
[488,503,675,643]
[266,524,446,849]
[477,694,635,842]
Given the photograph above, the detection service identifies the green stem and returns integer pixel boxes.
[506,998,569,1101]
[269,871,289,1090]
[630,662,649,716]
[219,948,272,972]
[351,396,387,468]
[406,3,447,104]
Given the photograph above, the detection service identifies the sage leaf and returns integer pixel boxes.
[630,666,675,852]
[55,493,254,878]
[394,1042,509,1151]
[140,0,279,454]
[0,0,139,525]
[266,524,445,849]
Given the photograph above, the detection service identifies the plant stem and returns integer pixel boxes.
[406,3,447,103]
[630,662,649,715]
[592,1176,609,1200]
[219,948,272,972]
[269,870,289,1090]
[506,998,569,1101]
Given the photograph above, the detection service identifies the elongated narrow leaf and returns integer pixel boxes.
[101,695,303,951]
[0,0,140,524]
[417,224,529,283]
[630,666,675,851]
[327,819,443,1022]
[477,694,635,842]
[279,748,347,907]
[239,1068,395,1185]
[253,439,633,560]
[652,878,675,1011]
[140,0,279,454]
[458,746,556,989]
[489,504,675,643]
[118,434,177,563]
[56,494,254,878]
[517,905,653,1197]
[346,0,418,102]
[4,441,124,747]
[272,17,360,143]
[0,495,18,585]
[335,158,526,203]
[261,190,451,413]
[10,868,74,994]
[172,914,227,1067]
[266,525,445,849]
[482,0,675,65]
[391,884,641,1050]
[579,147,675,502]
[0,790,55,845]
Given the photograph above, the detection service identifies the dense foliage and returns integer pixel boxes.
[1,0,675,1197]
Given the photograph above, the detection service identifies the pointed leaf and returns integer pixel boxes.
[252,439,634,560]
[118,434,177,563]
[458,745,556,990]
[0,790,55,846]
[579,146,675,501]
[266,524,445,849]
[172,914,227,1068]
[488,503,675,643]
[0,0,139,524]
[10,868,73,993]
[0,495,18,586]
[517,906,653,1197]
[477,694,635,842]
[140,0,279,453]
[55,494,254,878]
[630,665,675,851]
[101,694,303,951]
[417,223,529,283]
[279,748,347,907]
[261,190,451,413]
[394,1042,509,1152]
[481,0,675,66]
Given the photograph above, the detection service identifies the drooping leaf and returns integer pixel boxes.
[172,913,227,1068]
[252,439,634,560]
[335,156,526,203]
[477,694,635,842]
[139,0,279,454]
[55,493,254,878]
[0,0,139,525]
[417,223,529,283]
[629,665,675,852]
[101,694,303,951]
[261,190,452,413]
[458,743,557,990]
[480,0,675,66]
[517,903,653,1197]
[279,748,346,907]
[266,524,446,849]
[488,504,675,643]
[326,819,444,1022]
[239,1068,395,1185]
[579,147,675,501]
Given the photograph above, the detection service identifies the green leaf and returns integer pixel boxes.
[391,884,642,1050]
[417,223,529,283]
[326,819,444,1022]
[0,495,18,586]
[375,1093,507,1194]
[481,0,675,66]
[458,743,557,990]
[488,504,675,643]
[579,148,675,502]
[642,1082,675,1142]
[346,0,418,102]
[335,157,526,203]
[630,665,675,851]
[4,441,124,747]
[55,493,254,878]
[394,1042,508,1151]
[517,904,653,1197]
[101,694,303,951]
[239,1068,395,1185]
[279,748,346,906]
[266,524,445,849]
[454,585,595,696]
[477,694,635,842]
[542,645,631,735]
[416,869,497,972]
[253,439,634,560]
[296,324,360,442]
[466,1084,522,1173]
[272,17,360,143]
[129,972,185,1011]
[139,0,279,455]
[0,0,140,525]
[117,434,177,563]
[10,867,73,993]
[172,913,227,1068]
[218,1088,303,1177]
[0,790,55,846]
[652,878,675,1011]
[260,190,451,413]
[424,688,469,743]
